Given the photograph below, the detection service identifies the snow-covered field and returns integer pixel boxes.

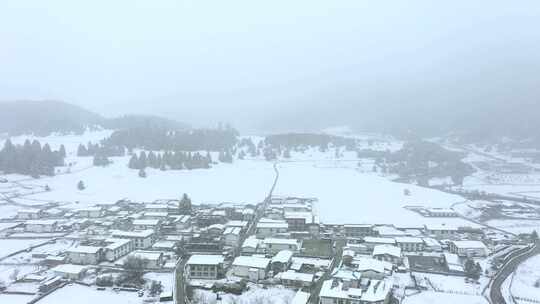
[402,291,488,304]
[15,158,275,208]
[485,219,540,234]
[38,284,145,304]
[510,254,540,302]
[274,161,473,227]
[0,239,51,259]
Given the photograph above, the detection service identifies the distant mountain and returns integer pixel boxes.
[0,100,104,136]
[104,115,188,131]
[0,100,189,136]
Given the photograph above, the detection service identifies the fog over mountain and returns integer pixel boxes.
[1,1,539,136]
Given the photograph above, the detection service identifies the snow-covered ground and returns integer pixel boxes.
[402,291,488,304]
[274,161,473,227]
[510,254,540,302]
[38,284,145,304]
[194,286,295,304]
[0,239,51,259]
[485,219,540,234]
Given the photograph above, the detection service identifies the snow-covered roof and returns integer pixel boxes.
[152,241,177,249]
[67,246,102,254]
[187,254,224,265]
[372,245,401,258]
[451,240,487,249]
[354,257,391,273]
[133,219,161,226]
[105,238,131,250]
[395,237,423,244]
[360,279,391,302]
[25,219,58,225]
[129,250,163,261]
[112,229,155,238]
[257,222,288,229]
[363,237,396,245]
[51,264,87,275]
[284,211,314,223]
[272,250,294,263]
[275,270,314,282]
[223,226,241,235]
[242,237,262,249]
[263,238,299,246]
[290,257,331,270]
[226,220,248,228]
[232,256,270,269]
[424,224,459,231]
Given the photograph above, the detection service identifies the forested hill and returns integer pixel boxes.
[0,100,189,136]
[0,100,104,136]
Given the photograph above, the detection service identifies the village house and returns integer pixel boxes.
[284,211,316,231]
[263,238,300,254]
[241,237,263,255]
[255,220,288,237]
[422,237,443,252]
[143,211,169,220]
[372,245,402,265]
[25,219,58,233]
[104,238,133,262]
[125,250,164,269]
[425,208,458,217]
[275,270,315,288]
[66,246,103,265]
[77,207,103,218]
[449,240,488,257]
[353,257,392,280]
[132,219,162,231]
[17,209,44,220]
[231,256,271,281]
[424,224,459,238]
[152,240,177,252]
[112,230,156,249]
[319,278,391,304]
[362,237,396,250]
[50,264,88,280]
[186,254,224,279]
[394,237,425,252]
[344,224,374,238]
[290,256,332,273]
[173,214,192,230]
[271,250,294,273]
[223,226,242,247]
[144,204,169,213]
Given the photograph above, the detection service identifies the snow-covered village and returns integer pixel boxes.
[1,127,540,304]
[2,2,540,303]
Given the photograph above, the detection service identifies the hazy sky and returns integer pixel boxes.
[1,1,539,132]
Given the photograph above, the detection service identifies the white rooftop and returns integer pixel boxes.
[232,256,271,269]
[187,254,224,265]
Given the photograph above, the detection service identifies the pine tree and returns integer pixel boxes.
[77,144,88,156]
[128,154,139,169]
[59,144,66,158]
[77,180,85,190]
[138,151,147,169]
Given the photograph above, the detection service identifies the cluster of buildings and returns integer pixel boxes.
[1,194,515,304]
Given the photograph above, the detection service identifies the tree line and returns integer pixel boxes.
[128,150,213,171]
[101,126,238,152]
[0,139,65,177]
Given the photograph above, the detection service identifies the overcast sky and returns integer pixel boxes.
[1,1,539,132]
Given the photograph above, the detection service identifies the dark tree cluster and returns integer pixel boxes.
[102,126,238,152]
[0,139,65,177]
[77,142,125,157]
[265,133,357,150]
[218,150,233,163]
[238,138,258,157]
[128,150,212,171]
[358,140,475,186]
